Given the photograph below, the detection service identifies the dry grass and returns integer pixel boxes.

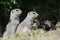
[1,28,60,40]
[1,21,60,40]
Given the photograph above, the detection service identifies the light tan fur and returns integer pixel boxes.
[3,9,22,37]
[16,11,39,33]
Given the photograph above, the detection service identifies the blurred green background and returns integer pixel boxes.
[0,0,60,37]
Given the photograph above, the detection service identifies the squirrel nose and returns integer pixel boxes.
[37,14,39,16]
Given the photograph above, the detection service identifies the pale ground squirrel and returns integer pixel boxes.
[3,9,22,37]
[16,11,39,33]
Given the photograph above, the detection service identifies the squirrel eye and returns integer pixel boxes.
[16,10,18,11]
[33,13,35,14]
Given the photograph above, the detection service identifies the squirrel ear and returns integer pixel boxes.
[28,13,31,15]
[12,11,14,13]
